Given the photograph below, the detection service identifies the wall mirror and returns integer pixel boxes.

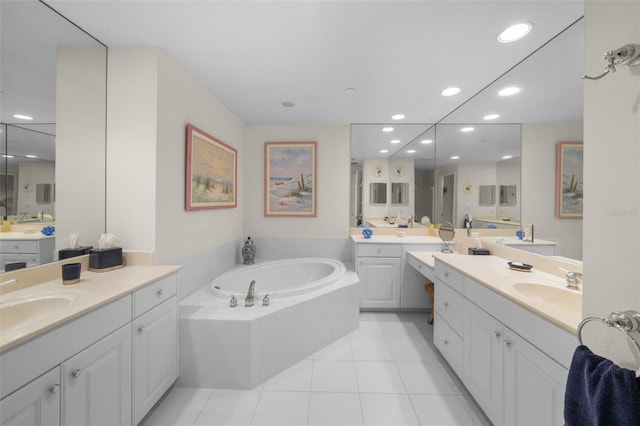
[349,17,584,260]
[1,0,107,269]
[369,183,387,205]
[391,183,408,205]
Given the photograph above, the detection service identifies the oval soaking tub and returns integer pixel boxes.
[178,258,360,389]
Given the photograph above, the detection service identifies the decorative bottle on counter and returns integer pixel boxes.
[242,237,256,265]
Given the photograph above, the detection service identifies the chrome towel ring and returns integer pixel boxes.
[578,310,640,357]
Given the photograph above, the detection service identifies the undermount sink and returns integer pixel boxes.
[0,292,81,334]
[501,277,581,313]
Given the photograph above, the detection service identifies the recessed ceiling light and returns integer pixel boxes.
[451,156,460,160]
[281,101,295,108]
[3,154,14,158]
[390,139,400,144]
[421,139,433,144]
[26,154,37,158]
[382,127,394,132]
[13,114,33,120]
[498,86,521,96]
[498,22,533,43]
[484,114,500,120]
[345,87,356,93]
[441,87,461,97]
[407,149,416,154]
[461,127,475,132]
[391,114,405,120]
[502,155,513,159]
[380,149,389,153]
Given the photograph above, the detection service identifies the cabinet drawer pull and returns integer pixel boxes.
[444,301,449,307]
[49,384,60,394]
[138,325,145,333]
[494,330,501,338]
[157,289,164,297]
[71,369,81,378]
[504,339,512,347]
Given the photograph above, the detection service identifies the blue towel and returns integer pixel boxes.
[565,345,640,426]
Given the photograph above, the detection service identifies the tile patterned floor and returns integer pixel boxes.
[142,312,492,426]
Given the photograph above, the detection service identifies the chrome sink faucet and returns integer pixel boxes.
[564,271,583,291]
[245,280,256,307]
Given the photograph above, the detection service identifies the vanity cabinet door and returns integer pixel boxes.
[503,329,567,426]
[0,367,60,426]
[133,295,177,425]
[463,300,504,426]
[357,257,401,308]
[61,324,132,426]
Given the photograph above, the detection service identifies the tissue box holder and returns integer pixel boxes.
[59,246,93,260]
[89,247,123,272]
[468,247,491,255]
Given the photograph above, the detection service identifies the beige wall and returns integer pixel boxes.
[243,124,350,238]
[105,47,245,265]
[521,122,583,259]
[56,47,107,250]
[583,0,640,369]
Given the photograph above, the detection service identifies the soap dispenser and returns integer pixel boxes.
[242,237,256,265]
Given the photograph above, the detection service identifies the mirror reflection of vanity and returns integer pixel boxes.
[350,18,584,260]
[0,1,107,270]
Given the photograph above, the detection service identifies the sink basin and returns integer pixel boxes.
[0,292,81,333]
[501,277,580,313]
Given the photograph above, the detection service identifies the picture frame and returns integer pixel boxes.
[185,124,237,211]
[264,141,317,217]
[556,142,583,218]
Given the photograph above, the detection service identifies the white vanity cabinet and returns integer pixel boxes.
[433,260,571,426]
[0,367,61,426]
[356,244,402,308]
[0,271,179,426]
[0,236,55,268]
[433,262,465,377]
[132,275,178,425]
[62,325,132,425]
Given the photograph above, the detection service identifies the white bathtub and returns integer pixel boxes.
[178,258,360,389]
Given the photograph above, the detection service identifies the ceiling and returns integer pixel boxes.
[2,1,585,165]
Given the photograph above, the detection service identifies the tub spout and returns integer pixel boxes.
[245,280,256,307]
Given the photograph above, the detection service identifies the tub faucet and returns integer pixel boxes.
[245,280,256,307]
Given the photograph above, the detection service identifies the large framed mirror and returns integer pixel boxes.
[350,17,584,260]
[1,0,107,270]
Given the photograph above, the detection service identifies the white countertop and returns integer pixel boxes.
[423,253,580,334]
[480,236,557,246]
[351,234,443,244]
[0,231,55,241]
[0,265,180,352]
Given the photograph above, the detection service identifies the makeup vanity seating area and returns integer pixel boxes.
[0,256,180,426]
[351,228,581,425]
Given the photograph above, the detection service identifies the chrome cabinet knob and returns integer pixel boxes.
[504,339,512,347]
[71,369,81,378]
[49,384,60,394]
[443,339,449,345]
[444,272,449,277]
[138,325,145,333]
[444,301,449,307]
[157,289,164,297]
[494,330,501,338]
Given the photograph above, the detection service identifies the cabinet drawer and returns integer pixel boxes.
[406,254,435,281]
[133,275,177,318]
[435,280,464,335]
[358,244,401,258]
[434,312,463,377]
[435,262,463,291]
[0,240,38,254]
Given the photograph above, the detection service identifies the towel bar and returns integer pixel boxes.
[578,310,640,358]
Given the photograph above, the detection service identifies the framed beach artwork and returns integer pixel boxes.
[264,141,317,217]
[556,142,583,218]
[185,124,237,210]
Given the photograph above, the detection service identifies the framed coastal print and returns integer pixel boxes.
[264,141,317,217]
[556,142,583,218]
[185,124,237,210]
